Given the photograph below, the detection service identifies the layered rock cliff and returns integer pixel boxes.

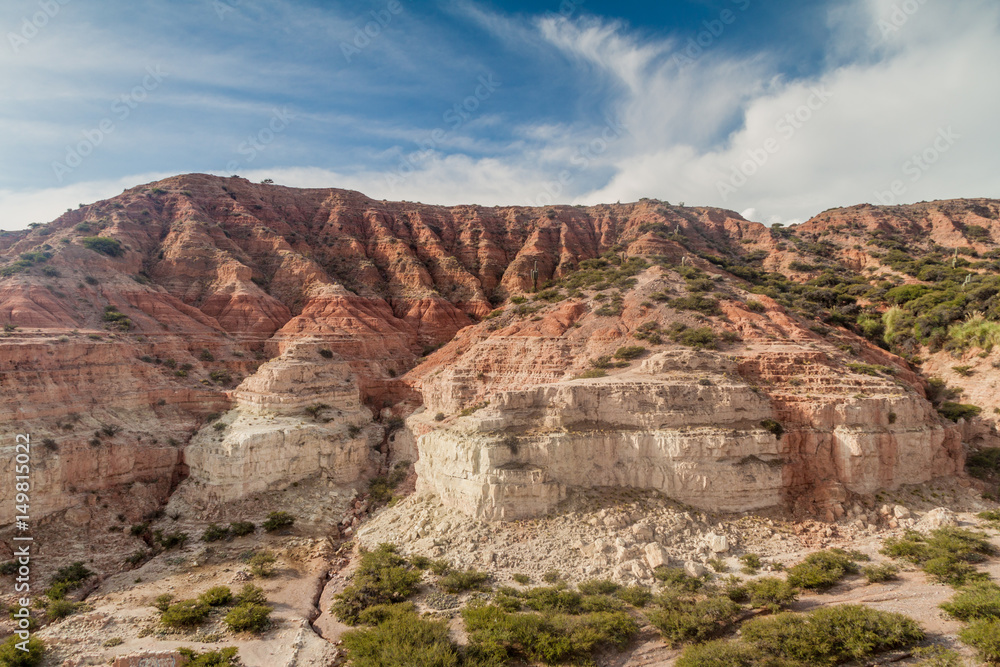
[0,175,993,525]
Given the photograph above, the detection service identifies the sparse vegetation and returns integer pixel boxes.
[882,527,994,586]
[785,548,861,590]
[81,236,124,257]
[262,511,294,532]
[331,544,422,625]
[161,599,212,628]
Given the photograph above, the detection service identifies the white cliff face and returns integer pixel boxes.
[179,341,379,505]
[414,350,963,521]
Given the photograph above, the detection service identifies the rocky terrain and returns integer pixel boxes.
[0,176,999,665]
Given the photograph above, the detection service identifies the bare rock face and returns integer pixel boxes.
[177,341,378,506]
[411,330,962,521]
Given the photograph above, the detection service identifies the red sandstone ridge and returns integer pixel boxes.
[0,175,995,525]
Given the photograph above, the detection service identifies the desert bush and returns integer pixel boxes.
[617,585,653,608]
[153,593,174,612]
[967,448,1000,480]
[647,590,742,646]
[235,584,267,606]
[785,548,860,590]
[940,581,1000,621]
[882,527,993,586]
[262,511,294,532]
[202,523,230,543]
[81,236,123,257]
[199,586,232,607]
[46,598,80,620]
[462,603,637,665]
[959,618,1000,663]
[613,345,646,361]
[230,521,255,537]
[342,604,459,667]
[0,636,45,666]
[938,402,982,422]
[438,569,489,594]
[653,566,706,592]
[542,569,563,584]
[224,602,272,633]
[176,647,240,667]
[161,599,211,628]
[512,573,530,585]
[739,604,923,665]
[331,544,421,625]
[739,553,762,574]
[670,325,718,349]
[742,577,797,611]
[0,561,17,576]
[248,551,278,578]
[577,579,621,596]
[521,587,582,614]
[155,530,188,549]
[428,559,451,576]
[862,563,899,583]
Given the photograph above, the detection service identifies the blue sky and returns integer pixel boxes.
[1,0,998,230]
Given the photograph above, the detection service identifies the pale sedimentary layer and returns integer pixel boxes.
[179,341,378,506]
[414,350,963,521]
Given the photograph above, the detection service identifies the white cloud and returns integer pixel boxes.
[0,172,174,230]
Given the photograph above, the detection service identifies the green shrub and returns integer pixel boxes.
[938,402,982,422]
[742,577,797,611]
[428,559,451,576]
[647,590,742,646]
[230,521,255,537]
[785,549,859,590]
[577,579,621,595]
[738,604,923,665]
[0,636,45,666]
[199,586,232,607]
[577,368,608,379]
[50,561,94,590]
[155,530,188,549]
[959,618,1000,663]
[739,553,762,574]
[542,570,563,584]
[343,604,460,667]
[161,599,211,628]
[613,345,646,360]
[670,325,718,349]
[224,602,272,633]
[248,551,278,578]
[462,603,637,665]
[522,586,582,614]
[235,583,267,606]
[262,511,294,532]
[882,527,994,586]
[968,449,1000,480]
[153,593,174,612]
[176,647,240,667]
[81,236,124,256]
[862,563,899,583]
[202,523,230,542]
[617,585,652,608]
[438,569,489,594]
[670,295,722,316]
[0,561,16,576]
[940,581,1000,621]
[653,566,706,592]
[512,573,530,585]
[760,419,784,439]
[46,598,81,620]
[331,544,422,625]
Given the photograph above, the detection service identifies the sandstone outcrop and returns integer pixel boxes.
[0,175,992,526]
[177,341,379,506]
